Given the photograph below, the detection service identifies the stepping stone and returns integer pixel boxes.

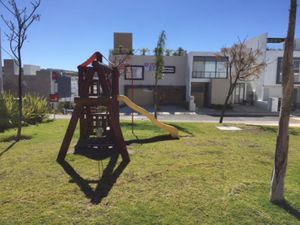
[160,112,170,115]
[216,126,242,131]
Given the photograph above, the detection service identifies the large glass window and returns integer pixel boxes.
[193,61,205,74]
[277,58,300,83]
[216,61,227,78]
[125,65,144,80]
[192,56,228,78]
[205,61,216,78]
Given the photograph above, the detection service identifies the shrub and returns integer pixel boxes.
[0,94,10,130]
[0,92,49,131]
[0,92,18,131]
[23,94,49,124]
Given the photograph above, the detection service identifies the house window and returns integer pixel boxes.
[277,57,300,83]
[125,65,144,80]
[192,56,228,78]
[216,61,227,78]
[162,66,176,74]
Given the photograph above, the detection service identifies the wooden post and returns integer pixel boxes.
[108,101,130,162]
[111,67,120,97]
[57,104,82,162]
[92,61,112,97]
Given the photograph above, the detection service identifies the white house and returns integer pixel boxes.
[245,33,300,108]
[186,51,253,109]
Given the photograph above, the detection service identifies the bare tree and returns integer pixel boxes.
[218,40,266,123]
[270,0,297,203]
[0,0,41,140]
[154,30,166,119]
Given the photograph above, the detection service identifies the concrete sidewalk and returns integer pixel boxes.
[120,105,195,116]
[49,113,300,127]
[198,103,280,117]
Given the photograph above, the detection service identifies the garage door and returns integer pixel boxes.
[126,87,154,106]
[159,87,185,105]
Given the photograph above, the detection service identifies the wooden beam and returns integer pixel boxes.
[81,67,95,97]
[92,61,112,97]
[108,101,130,162]
[74,97,113,106]
[57,105,82,162]
[78,52,102,68]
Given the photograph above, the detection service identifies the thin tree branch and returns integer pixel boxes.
[22,0,40,26]
[0,0,15,15]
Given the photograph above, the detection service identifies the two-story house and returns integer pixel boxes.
[245,33,300,109]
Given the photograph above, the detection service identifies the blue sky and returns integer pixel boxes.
[0,0,298,71]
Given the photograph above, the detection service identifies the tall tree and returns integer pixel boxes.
[139,48,149,56]
[165,49,173,56]
[218,40,266,123]
[177,47,185,56]
[0,0,41,140]
[270,0,297,202]
[154,30,166,119]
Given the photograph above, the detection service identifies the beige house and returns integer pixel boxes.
[112,33,187,107]
[112,32,242,110]
[113,55,187,106]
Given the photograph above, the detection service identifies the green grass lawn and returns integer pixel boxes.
[1,120,300,225]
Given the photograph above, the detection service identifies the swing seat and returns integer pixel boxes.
[75,136,118,160]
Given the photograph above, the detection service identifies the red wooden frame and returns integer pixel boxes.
[57,52,129,163]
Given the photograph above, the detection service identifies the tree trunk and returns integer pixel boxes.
[154,79,158,119]
[16,48,23,141]
[219,83,236,123]
[219,91,231,123]
[270,0,297,202]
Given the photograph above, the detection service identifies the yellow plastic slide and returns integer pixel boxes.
[117,95,179,138]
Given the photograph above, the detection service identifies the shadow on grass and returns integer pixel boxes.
[0,135,32,158]
[126,134,175,145]
[121,121,160,131]
[58,154,128,204]
[74,144,120,161]
[274,200,300,220]
[121,121,194,137]
[257,125,300,136]
[43,118,55,123]
[0,141,17,158]
[170,124,194,136]
[0,135,32,142]
[258,126,278,133]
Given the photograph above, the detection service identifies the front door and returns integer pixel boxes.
[234,83,245,104]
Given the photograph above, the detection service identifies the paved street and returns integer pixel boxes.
[49,102,300,127]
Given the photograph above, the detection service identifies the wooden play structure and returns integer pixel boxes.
[57,52,178,163]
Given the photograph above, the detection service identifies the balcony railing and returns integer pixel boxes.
[192,71,227,79]
[278,74,300,83]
